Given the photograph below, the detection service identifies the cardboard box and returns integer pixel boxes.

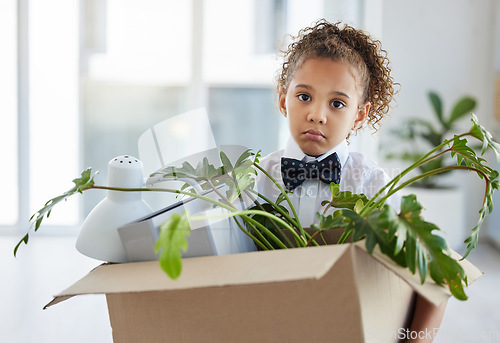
[45,242,481,343]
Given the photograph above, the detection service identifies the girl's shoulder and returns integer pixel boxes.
[343,151,400,209]
[343,151,391,185]
[345,151,381,172]
[258,149,285,169]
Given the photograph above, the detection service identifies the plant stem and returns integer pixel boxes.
[370,165,490,210]
[359,134,469,217]
[253,162,305,235]
[207,179,235,209]
[305,230,333,246]
[203,177,274,247]
[241,214,291,249]
[243,190,296,248]
[92,185,234,210]
[247,189,299,228]
[189,209,306,247]
[93,184,289,249]
[306,231,322,247]
[248,188,319,247]
[337,229,353,245]
[207,170,278,249]
[230,215,270,250]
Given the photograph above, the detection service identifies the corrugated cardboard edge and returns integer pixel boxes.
[357,242,483,306]
[351,244,416,342]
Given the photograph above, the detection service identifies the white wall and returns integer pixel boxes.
[380,0,498,238]
[487,0,500,248]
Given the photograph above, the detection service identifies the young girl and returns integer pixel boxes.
[256,20,445,343]
[256,19,398,226]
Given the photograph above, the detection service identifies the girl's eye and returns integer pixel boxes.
[297,94,311,102]
[330,100,345,109]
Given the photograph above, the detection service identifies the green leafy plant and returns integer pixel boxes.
[15,114,500,301]
[155,212,191,279]
[386,91,477,188]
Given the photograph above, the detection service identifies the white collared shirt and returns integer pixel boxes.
[255,137,400,227]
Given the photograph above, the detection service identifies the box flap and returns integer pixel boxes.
[360,243,483,306]
[46,242,483,310]
[45,244,352,309]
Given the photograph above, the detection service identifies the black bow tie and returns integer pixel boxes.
[281,152,341,191]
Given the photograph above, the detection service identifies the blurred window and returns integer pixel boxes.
[0,0,18,228]
[8,0,344,231]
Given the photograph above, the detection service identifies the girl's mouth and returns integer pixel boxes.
[304,129,325,141]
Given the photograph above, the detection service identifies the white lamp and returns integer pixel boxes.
[76,155,153,263]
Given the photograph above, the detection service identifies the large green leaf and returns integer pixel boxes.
[227,159,257,202]
[320,183,370,211]
[155,212,191,280]
[155,150,257,204]
[336,207,407,267]
[428,91,444,127]
[394,195,467,300]
[311,211,349,232]
[450,119,500,257]
[448,97,476,126]
[323,195,468,300]
[450,137,490,173]
[408,118,442,146]
[153,158,225,186]
[219,150,233,174]
[469,113,500,160]
[463,179,497,258]
[235,149,255,167]
[14,168,96,256]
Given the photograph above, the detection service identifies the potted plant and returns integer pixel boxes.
[386,91,477,187]
[385,91,478,249]
[14,114,500,301]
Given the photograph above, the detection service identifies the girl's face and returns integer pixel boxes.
[279,58,369,157]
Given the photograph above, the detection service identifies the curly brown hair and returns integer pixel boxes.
[277,19,396,132]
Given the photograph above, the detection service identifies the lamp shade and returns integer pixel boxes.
[76,155,153,263]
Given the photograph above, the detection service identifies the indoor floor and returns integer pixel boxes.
[1,235,499,342]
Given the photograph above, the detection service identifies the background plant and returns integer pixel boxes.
[386,91,477,188]
[15,115,499,301]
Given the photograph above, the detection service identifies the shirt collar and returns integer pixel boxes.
[283,137,349,168]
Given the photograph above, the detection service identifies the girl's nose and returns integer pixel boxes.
[307,105,327,124]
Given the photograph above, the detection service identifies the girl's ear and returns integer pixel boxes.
[353,102,370,129]
[278,91,287,117]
